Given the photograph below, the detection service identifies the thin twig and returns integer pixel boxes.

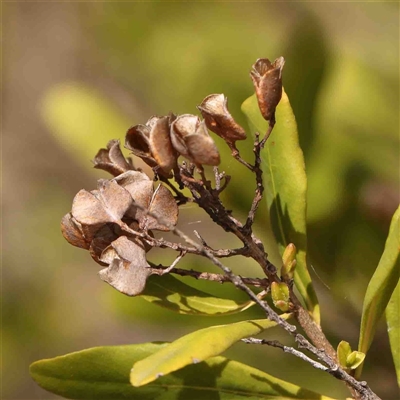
[242,338,329,372]
[150,265,270,288]
[260,120,275,148]
[160,252,186,275]
[228,142,254,171]
[159,175,191,205]
[243,131,264,234]
[123,205,380,400]
[119,222,248,258]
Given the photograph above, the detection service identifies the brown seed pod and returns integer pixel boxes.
[99,236,152,296]
[198,93,246,144]
[250,57,285,122]
[125,123,156,168]
[93,139,133,177]
[148,116,178,173]
[170,114,220,166]
[125,116,177,176]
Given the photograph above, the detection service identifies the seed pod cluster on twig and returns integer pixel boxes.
[61,57,285,297]
[126,111,222,175]
[62,146,179,295]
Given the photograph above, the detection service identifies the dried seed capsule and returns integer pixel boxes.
[197,93,246,143]
[250,57,285,122]
[148,116,178,172]
[125,116,176,176]
[185,120,220,166]
[125,123,156,168]
[170,114,220,166]
[93,139,133,177]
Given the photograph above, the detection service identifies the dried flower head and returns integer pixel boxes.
[198,94,246,144]
[250,57,285,123]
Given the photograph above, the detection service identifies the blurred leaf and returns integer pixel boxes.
[131,317,289,387]
[283,12,329,159]
[41,83,132,168]
[356,206,400,378]
[307,57,399,223]
[385,279,400,387]
[241,91,319,324]
[30,342,334,399]
[141,274,255,315]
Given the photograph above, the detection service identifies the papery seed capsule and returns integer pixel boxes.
[250,57,285,122]
[148,116,177,173]
[186,120,220,166]
[170,115,220,166]
[170,114,197,157]
[198,93,246,143]
[125,124,156,168]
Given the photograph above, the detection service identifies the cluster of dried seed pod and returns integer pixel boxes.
[61,57,284,297]
[62,142,179,295]
[125,91,252,176]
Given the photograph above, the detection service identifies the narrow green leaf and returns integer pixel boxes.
[385,279,400,387]
[30,343,335,399]
[356,206,400,378]
[241,91,319,324]
[141,274,255,315]
[131,317,289,387]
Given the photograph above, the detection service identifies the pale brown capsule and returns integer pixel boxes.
[198,93,246,143]
[125,123,156,168]
[250,57,285,122]
[148,116,178,173]
[170,114,220,166]
[185,120,220,166]
[125,116,176,176]
[93,139,133,177]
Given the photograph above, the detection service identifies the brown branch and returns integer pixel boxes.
[242,337,380,400]
[228,142,254,171]
[176,135,338,365]
[243,131,264,235]
[118,202,379,400]
[150,265,270,288]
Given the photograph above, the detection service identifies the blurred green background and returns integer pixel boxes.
[3,2,399,399]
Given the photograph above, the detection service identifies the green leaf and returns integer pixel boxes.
[131,317,289,387]
[41,83,132,169]
[141,274,255,315]
[30,343,335,399]
[337,340,351,368]
[241,91,319,324]
[356,206,400,378]
[385,279,400,387]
